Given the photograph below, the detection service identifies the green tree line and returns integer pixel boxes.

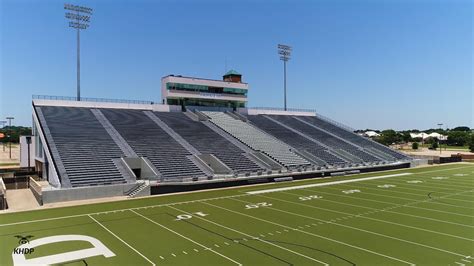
[0,126,32,143]
[370,126,474,152]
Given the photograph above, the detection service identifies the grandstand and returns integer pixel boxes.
[30,91,411,204]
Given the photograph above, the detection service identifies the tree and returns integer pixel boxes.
[412,142,419,150]
[453,126,471,132]
[376,129,399,146]
[430,141,438,150]
[447,131,470,146]
[469,134,474,153]
[0,126,32,143]
[425,137,437,145]
[401,132,412,143]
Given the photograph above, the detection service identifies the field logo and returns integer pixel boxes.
[12,235,115,265]
[13,235,35,255]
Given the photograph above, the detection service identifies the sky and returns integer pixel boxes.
[0,0,472,130]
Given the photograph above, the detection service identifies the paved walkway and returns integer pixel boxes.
[6,189,39,211]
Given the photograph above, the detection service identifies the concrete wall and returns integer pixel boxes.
[42,183,137,204]
[410,158,429,167]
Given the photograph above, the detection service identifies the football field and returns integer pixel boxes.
[1,163,473,265]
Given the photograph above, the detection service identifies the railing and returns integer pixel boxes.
[247,106,317,113]
[315,112,355,132]
[32,95,155,105]
[0,178,5,195]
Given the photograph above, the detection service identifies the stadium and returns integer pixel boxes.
[1,71,472,266]
[1,1,473,266]
[28,71,412,203]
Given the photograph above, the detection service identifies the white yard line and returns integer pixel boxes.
[167,205,329,265]
[130,209,242,266]
[279,191,474,242]
[88,215,156,266]
[321,186,474,217]
[0,194,249,227]
[336,183,474,204]
[1,165,472,227]
[246,173,413,194]
[414,165,474,174]
[301,188,474,228]
[240,196,471,257]
[203,202,415,265]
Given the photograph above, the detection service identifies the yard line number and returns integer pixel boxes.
[245,202,272,209]
[377,184,396,188]
[299,195,323,201]
[175,212,209,221]
[342,189,361,194]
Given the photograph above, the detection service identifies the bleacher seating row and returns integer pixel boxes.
[269,115,382,163]
[37,106,126,187]
[101,109,206,181]
[35,105,409,188]
[155,112,263,174]
[203,111,311,167]
[246,115,346,166]
[300,116,409,160]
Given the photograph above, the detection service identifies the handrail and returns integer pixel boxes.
[247,106,317,113]
[33,95,155,105]
[315,112,355,132]
[0,178,5,195]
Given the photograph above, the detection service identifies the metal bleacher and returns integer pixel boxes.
[101,109,206,181]
[155,112,264,174]
[37,106,126,187]
[203,111,310,167]
[271,115,382,163]
[35,100,410,190]
[300,116,409,160]
[246,115,346,166]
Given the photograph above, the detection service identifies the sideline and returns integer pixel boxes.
[246,173,412,194]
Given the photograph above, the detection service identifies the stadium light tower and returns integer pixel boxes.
[64,3,93,101]
[278,44,292,111]
[6,117,14,159]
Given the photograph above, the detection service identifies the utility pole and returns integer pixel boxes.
[6,117,14,159]
[437,123,443,155]
[278,44,292,111]
[65,3,93,101]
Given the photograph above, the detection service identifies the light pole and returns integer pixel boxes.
[64,3,93,101]
[278,44,292,111]
[6,117,14,159]
[437,123,443,154]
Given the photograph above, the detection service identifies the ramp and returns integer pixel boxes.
[5,189,40,210]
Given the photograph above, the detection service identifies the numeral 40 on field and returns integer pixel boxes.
[299,195,323,201]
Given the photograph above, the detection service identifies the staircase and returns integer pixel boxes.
[126,181,150,198]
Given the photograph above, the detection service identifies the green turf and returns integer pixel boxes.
[1,163,473,265]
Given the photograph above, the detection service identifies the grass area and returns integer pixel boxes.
[1,163,473,265]
[0,163,18,166]
[419,144,469,151]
